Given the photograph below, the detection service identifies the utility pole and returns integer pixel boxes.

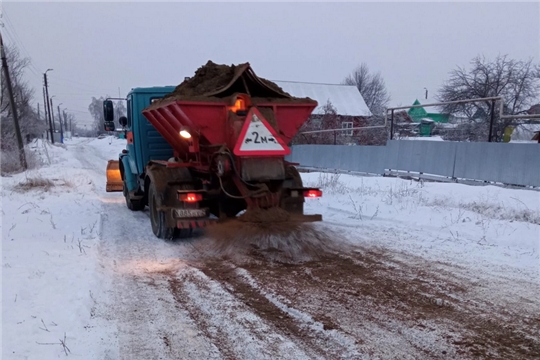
[42,87,49,140]
[50,97,56,132]
[0,31,27,169]
[488,99,496,143]
[43,69,54,143]
[63,110,69,134]
[57,104,64,143]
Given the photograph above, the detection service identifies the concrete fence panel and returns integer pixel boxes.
[453,142,540,187]
[288,141,540,187]
[387,140,457,178]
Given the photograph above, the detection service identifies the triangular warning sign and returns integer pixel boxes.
[234,108,291,156]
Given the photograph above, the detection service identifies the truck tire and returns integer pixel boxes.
[220,197,246,219]
[175,228,193,239]
[123,180,144,211]
[148,180,174,239]
[281,166,304,214]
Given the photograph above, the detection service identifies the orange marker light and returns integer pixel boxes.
[232,98,245,112]
[229,94,251,113]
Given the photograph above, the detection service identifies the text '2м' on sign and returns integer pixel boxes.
[233,108,291,156]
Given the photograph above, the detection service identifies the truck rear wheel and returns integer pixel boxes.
[123,180,144,211]
[281,166,304,214]
[220,198,247,219]
[148,181,174,239]
[175,228,193,239]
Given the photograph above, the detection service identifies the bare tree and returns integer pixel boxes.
[1,44,45,172]
[0,46,29,114]
[343,63,391,116]
[290,115,319,145]
[88,96,106,135]
[437,55,540,142]
[1,45,44,141]
[114,100,126,122]
[318,100,341,144]
[355,118,388,145]
[88,97,124,135]
[291,100,344,145]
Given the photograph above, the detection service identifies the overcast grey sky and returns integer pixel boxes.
[2,1,539,126]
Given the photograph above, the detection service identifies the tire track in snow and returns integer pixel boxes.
[94,205,226,359]
[187,260,361,359]
[72,141,223,359]
[164,266,316,360]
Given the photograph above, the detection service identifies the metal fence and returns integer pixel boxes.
[287,140,540,187]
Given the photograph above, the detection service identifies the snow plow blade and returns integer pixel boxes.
[106,160,123,192]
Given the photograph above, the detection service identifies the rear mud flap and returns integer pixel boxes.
[177,219,218,229]
[106,160,123,192]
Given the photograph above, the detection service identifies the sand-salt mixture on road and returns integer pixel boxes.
[198,208,347,264]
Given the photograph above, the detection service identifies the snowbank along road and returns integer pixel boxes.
[2,137,539,359]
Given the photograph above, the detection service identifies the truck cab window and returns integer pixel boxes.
[127,96,132,128]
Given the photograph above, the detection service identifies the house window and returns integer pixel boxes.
[342,122,353,136]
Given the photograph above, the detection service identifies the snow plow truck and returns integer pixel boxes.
[104,61,322,239]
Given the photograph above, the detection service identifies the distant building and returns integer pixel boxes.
[527,104,540,115]
[407,99,450,123]
[511,124,540,142]
[273,81,372,144]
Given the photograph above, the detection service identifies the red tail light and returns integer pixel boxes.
[304,190,322,198]
[179,193,202,203]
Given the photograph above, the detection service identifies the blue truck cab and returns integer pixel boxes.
[118,86,175,194]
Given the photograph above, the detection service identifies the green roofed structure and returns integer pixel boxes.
[408,99,449,123]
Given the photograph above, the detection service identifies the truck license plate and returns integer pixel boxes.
[174,209,207,218]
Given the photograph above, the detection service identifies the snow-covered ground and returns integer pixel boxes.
[1,139,118,359]
[2,137,539,359]
[302,171,539,278]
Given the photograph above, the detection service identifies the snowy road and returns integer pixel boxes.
[3,137,538,359]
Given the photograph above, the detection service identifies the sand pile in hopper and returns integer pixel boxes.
[154,60,314,104]
[163,60,287,98]
[198,209,345,264]
[169,61,239,97]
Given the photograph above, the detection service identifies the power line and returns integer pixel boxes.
[52,75,111,89]
[49,79,114,96]
[48,92,97,97]
[0,26,40,78]
[45,89,100,97]
[2,9,42,74]
[66,109,91,114]
[3,30,41,78]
